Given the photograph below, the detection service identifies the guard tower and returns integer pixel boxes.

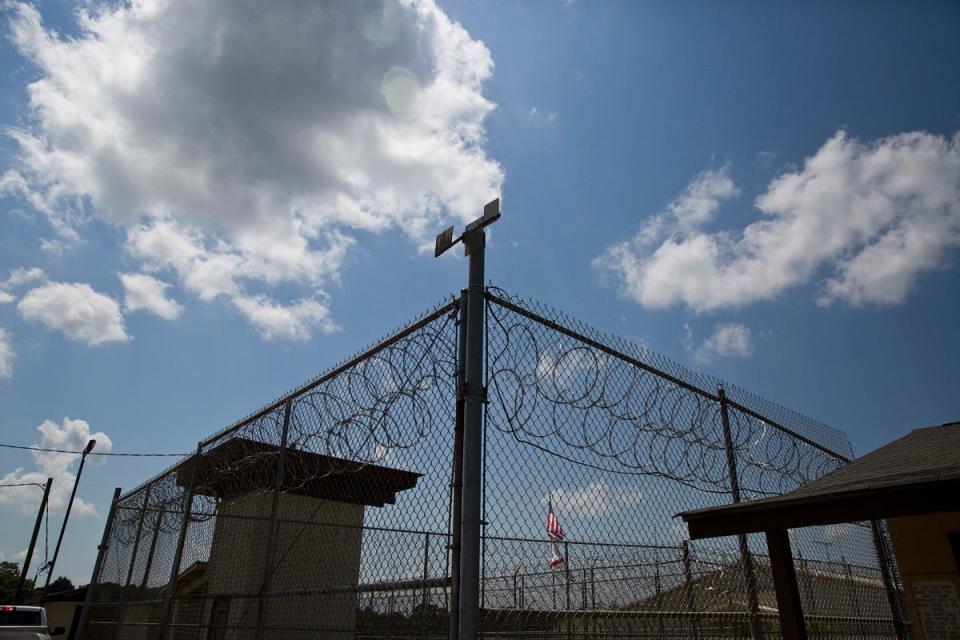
[174,437,421,639]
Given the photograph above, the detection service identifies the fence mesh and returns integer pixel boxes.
[81,285,908,639]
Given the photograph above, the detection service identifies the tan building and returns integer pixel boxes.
[162,436,421,640]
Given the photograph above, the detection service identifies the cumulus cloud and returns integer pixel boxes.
[0,329,14,378]
[120,272,183,320]
[0,267,46,304]
[232,295,337,340]
[0,418,113,517]
[2,267,45,290]
[547,481,642,518]
[3,0,503,338]
[528,107,559,125]
[685,322,753,364]
[18,282,129,346]
[595,130,960,311]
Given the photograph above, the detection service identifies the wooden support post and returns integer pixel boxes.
[765,529,807,640]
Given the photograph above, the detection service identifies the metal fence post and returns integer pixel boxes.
[255,400,293,640]
[157,443,202,640]
[122,485,152,590]
[565,541,572,640]
[109,484,153,640]
[140,506,165,590]
[718,387,763,640]
[75,487,122,640]
[870,520,908,639]
[682,541,701,640]
[449,289,468,640]
[654,550,664,638]
[458,227,486,640]
[422,533,431,640]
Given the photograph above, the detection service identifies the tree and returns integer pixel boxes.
[45,576,75,595]
[0,561,33,603]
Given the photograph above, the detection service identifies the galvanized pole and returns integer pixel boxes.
[682,541,700,640]
[565,541,571,640]
[157,443,202,640]
[458,225,485,640]
[717,386,763,640]
[870,520,907,639]
[654,551,664,638]
[45,440,96,590]
[140,507,165,590]
[449,290,468,640]
[75,487,122,640]
[16,477,52,603]
[422,533,431,640]
[122,485,152,591]
[256,400,293,640]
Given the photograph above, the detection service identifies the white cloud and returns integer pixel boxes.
[595,130,960,311]
[2,267,45,290]
[528,107,559,125]
[0,329,14,378]
[3,0,503,338]
[0,267,46,304]
[547,481,642,518]
[0,550,28,564]
[686,322,753,364]
[18,282,129,346]
[120,272,183,320]
[231,295,338,341]
[0,418,113,517]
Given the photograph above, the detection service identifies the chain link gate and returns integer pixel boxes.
[78,285,907,640]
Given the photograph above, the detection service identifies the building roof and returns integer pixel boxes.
[175,437,421,507]
[681,421,960,539]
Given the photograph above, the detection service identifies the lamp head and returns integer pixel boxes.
[83,439,96,455]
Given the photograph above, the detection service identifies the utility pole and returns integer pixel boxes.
[16,478,52,603]
[435,198,501,640]
[45,439,96,590]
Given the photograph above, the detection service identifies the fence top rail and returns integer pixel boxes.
[117,295,459,502]
[485,287,853,463]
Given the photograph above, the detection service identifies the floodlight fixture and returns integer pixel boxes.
[433,198,501,258]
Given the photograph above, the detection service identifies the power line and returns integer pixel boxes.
[0,443,188,457]
[0,482,48,489]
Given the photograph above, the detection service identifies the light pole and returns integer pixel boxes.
[434,197,501,640]
[44,439,96,591]
[14,478,52,603]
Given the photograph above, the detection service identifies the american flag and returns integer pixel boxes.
[546,497,564,542]
[547,496,565,568]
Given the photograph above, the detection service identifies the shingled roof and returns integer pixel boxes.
[681,421,960,539]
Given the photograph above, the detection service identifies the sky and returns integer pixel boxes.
[0,0,958,585]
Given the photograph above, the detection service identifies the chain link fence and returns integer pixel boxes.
[78,286,907,639]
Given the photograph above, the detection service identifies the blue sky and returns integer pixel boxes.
[0,0,958,585]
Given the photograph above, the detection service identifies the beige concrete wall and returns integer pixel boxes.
[43,602,77,637]
[206,491,365,640]
[887,512,960,640]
